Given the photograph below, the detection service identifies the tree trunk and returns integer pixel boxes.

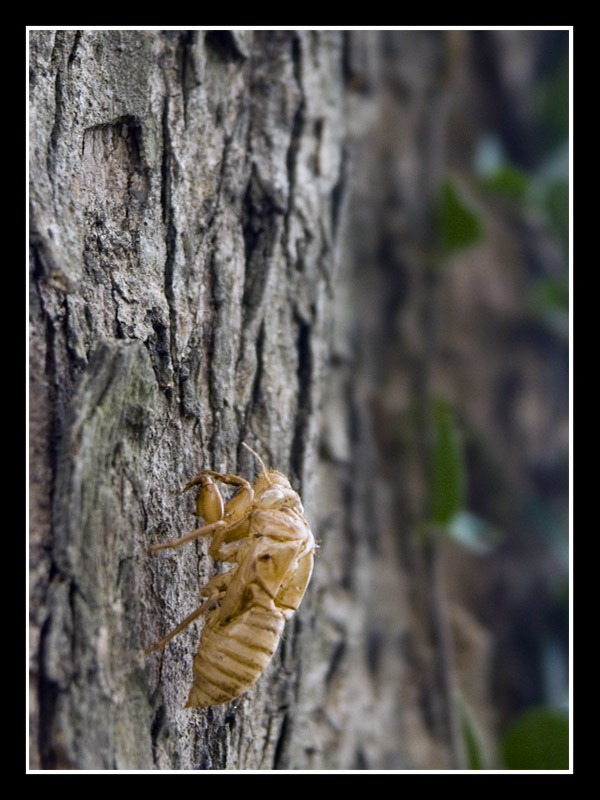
[29,29,568,771]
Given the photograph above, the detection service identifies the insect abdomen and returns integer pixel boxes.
[186,605,286,708]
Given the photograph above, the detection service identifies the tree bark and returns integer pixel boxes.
[29,29,568,771]
[29,28,370,771]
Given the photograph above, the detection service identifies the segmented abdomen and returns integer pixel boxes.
[186,605,286,708]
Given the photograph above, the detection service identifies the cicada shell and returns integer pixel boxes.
[146,444,315,708]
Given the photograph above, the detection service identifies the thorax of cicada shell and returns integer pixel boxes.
[253,471,305,516]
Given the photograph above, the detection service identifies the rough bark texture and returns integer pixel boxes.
[29,30,568,771]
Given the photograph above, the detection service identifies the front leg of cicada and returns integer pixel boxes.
[183,474,225,524]
[181,472,255,558]
[196,472,257,561]
[149,474,228,554]
[202,471,254,520]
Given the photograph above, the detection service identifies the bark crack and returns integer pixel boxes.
[160,96,177,394]
[272,711,290,770]
[284,33,305,236]
[290,318,312,487]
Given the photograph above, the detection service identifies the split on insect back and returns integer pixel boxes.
[146,442,316,708]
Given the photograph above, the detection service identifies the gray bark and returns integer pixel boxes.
[29,28,379,771]
[29,29,568,771]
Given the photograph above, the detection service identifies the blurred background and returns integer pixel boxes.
[332,28,570,769]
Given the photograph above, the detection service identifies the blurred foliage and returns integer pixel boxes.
[481,164,530,203]
[477,43,569,261]
[430,397,466,526]
[537,51,569,155]
[500,707,569,770]
[458,696,488,770]
[542,176,569,253]
[436,176,484,259]
[427,35,570,771]
[478,142,569,336]
[428,399,503,556]
[530,272,569,315]
[480,150,569,254]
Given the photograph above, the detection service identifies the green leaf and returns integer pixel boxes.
[437,176,484,258]
[430,398,466,526]
[501,707,569,770]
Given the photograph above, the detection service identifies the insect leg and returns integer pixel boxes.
[202,471,253,488]
[145,572,233,654]
[145,599,213,654]
[149,519,227,553]
[202,472,254,517]
[206,514,252,561]
[183,474,225,523]
[184,471,254,527]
